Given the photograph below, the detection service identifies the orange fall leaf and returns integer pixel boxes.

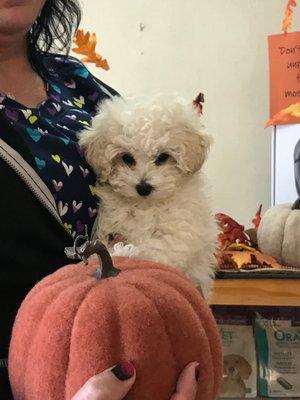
[72,29,110,71]
[255,251,281,269]
[282,0,298,34]
[252,204,262,230]
[218,250,281,270]
[265,103,300,127]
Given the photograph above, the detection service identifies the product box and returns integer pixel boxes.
[255,315,300,398]
[218,322,257,398]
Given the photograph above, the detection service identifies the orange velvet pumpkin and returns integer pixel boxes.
[9,242,222,400]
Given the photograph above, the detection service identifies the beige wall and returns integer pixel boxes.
[77,0,288,226]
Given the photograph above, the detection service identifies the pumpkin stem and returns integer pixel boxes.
[82,240,120,279]
[292,198,300,210]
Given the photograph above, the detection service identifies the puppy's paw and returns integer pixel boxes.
[111,242,139,258]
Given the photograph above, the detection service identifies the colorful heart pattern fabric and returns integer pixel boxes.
[0,55,118,238]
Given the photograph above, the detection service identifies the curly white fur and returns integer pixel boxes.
[79,94,218,299]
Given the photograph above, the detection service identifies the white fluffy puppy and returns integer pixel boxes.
[79,95,218,298]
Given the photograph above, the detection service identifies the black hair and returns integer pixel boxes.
[27,0,82,77]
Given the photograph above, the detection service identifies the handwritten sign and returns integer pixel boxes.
[267,31,300,127]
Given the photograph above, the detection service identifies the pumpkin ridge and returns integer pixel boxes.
[280,212,290,263]
[124,281,178,387]
[140,271,221,397]
[99,279,124,363]
[282,211,300,266]
[63,281,101,399]
[258,206,291,264]
[126,272,219,398]
[64,279,124,398]
[110,282,126,360]
[166,282,218,395]
[126,279,214,399]
[26,273,94,301]
[24,281,96,398]
[13,277,93,396]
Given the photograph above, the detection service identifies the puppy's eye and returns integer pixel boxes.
[155,152,169,166]
[122,153,136,167]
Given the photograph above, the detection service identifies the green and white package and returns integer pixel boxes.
[218,324,257,398]
[255,315,300,397]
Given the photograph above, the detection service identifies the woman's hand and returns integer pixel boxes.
[71,362,135,400]
[71,361,199,400]
[171,362,199,400]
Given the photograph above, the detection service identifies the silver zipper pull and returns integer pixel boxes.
[64,227,120,280]
[64,225,90,264]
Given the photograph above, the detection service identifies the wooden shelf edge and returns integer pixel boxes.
[210,278,300,307]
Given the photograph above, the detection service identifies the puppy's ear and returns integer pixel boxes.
[237,356,252,380]
[170,129,211,174]
[78,98,122,182]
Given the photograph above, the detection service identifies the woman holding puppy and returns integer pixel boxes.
[0,0,200,398]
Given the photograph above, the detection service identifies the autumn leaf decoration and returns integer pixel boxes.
[216,207,283,270]
[282,0,297,34]
[252,204,262,231]
[219,250,281,270]
[72,29,110,70]
[265,103,300,127]
[215,213,252,250]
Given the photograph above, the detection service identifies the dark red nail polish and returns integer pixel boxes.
[112,362,135,381]
[195,365,200,381]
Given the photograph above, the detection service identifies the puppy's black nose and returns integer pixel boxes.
[136,181,154,197]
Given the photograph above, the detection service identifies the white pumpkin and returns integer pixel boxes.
[257,201,300,268]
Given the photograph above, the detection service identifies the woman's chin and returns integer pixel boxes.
[0,3,42,35]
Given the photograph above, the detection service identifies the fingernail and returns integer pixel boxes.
[195,365,200,382]
[111,362,135,381]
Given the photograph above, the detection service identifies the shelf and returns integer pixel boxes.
[211,278,300,306]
